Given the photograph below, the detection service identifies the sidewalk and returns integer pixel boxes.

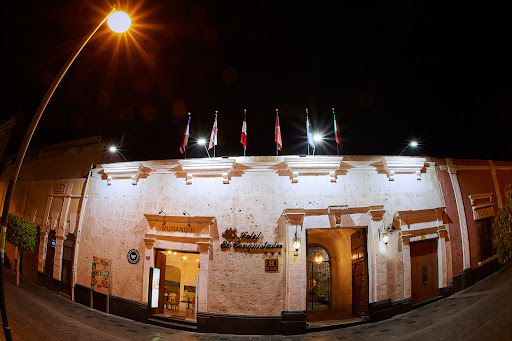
[2,264,512,341]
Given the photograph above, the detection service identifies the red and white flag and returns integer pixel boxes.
[240,110,247,150]
[179,115,191,154]
[275,109,282,151]
[208,112,218,150]
[333,108,342,149]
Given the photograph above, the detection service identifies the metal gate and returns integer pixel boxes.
[307,245,331,311]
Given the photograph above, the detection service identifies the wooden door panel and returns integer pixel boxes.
[411,239,438,305]
[155,251,167,313]
[351,230,368,315]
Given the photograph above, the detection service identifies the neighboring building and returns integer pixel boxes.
[1,149,510,335]
[0,136,121,294]
[436,158,512,289]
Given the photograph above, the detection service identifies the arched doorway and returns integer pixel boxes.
[306,228,368,324]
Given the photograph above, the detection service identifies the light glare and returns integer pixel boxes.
[410,141,418,147]
[198,138,206,145]
[313,134,323,142]
[107,11,131,33]
[109,146,117,152]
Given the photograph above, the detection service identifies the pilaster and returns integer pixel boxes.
[446,158,471,270]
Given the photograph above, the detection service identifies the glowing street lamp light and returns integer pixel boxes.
[399,140,419,156]
[107,11,131,33]
[313,134,323,143]
[197,139,210,158]
[108,146,128,161]
[0,8,131,340]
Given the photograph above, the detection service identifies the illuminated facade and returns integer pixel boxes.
[2,149,510,334]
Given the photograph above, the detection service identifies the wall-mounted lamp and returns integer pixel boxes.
[382,233,390,244]
[292,232,301,252]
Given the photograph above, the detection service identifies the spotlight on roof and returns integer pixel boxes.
[410,141,418,147]
[109,146,117,152]
[313,134,323,142]
[197,138,206,145]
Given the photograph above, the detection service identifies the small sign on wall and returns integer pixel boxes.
[54,183,66,194]
[265,259,278,272]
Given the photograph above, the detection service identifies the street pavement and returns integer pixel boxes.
[2,264,512,341]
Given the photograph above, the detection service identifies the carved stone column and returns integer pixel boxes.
[369,206,386,303]
[401,234,412,299]
[142,238,155,304]
[282,210,306,312]
[197,241,212,312]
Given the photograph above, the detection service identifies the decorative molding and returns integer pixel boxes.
[327,205,384,227]
[468,193,493,205]
[394,207,448,241]
[381,157,427,181]
[179,158,236,184]
[144,214,216,226]
[282,209,306,226]
[283,156,344,183]
[468,193,495,221]
[101,162,150,185]
[144,238,155,249]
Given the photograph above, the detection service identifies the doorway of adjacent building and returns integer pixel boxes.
[60,234,75,297]
[477,217,495,262]
[44,230,56,292]
[306,228,368,324]
[411,239,439,305]
[154,249,200,321]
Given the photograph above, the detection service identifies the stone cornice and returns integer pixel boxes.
[380,157,428,181]
[394,207,446,231]
[179,158,236,184]
[101,162,150,185]
[143,214,216,226]
[283,156,344,183]
[468,193,493,205]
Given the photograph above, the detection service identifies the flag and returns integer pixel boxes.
[333,109,342,149]
[208,113,218,150]
[240,110,247,150]
[179,115,191,154]
[306,111,315,149]
[275,109,282,151]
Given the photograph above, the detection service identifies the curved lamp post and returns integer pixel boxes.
[0,8,131,340]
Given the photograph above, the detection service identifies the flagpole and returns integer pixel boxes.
[275,109,279,156]
[243,109,246,156]
[333,108,339,155]
[306,108,310,156]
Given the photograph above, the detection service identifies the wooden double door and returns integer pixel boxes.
[411,239,439,305]
[351,229,368,315]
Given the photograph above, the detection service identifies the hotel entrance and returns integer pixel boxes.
[306,228,369,325]
[154,249,200,321]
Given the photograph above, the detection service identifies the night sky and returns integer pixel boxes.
[3,1,512,162]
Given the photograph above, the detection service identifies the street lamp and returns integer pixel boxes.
[197,138,211,157]
[312,134,322,155]
[0,7,131,341]
[399,141,419,156]
[108,146,128,161]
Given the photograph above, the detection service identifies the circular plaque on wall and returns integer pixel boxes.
[127,249,140,264]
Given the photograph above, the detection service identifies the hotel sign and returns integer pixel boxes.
[158,224,194,233]
[265,259,278,272]
[220,228,283,252]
